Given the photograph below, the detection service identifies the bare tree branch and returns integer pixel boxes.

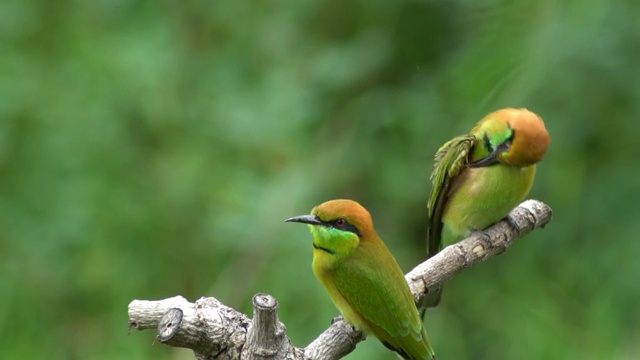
[128,199,552,360]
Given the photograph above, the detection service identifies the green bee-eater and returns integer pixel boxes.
[425,108,550,307]
[286,199,436,360]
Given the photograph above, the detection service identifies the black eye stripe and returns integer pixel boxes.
[484,128,515,152]
[483,133,492,152]
[505,124,515,143]
[500,128,515,151]
[329,219,361,237]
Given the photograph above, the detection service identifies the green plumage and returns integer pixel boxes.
[286,199,436,360]
[427,133,535,256]
[425,108,550,308]
[333,235,432,359]
[427,134,476,258]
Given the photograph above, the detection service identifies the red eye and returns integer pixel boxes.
[335,219,346,228]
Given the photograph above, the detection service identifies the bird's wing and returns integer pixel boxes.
[334,242,434,360]
[427,134,475,258]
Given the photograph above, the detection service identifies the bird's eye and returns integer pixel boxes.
[330,218,362,236]
[502,130,515,149]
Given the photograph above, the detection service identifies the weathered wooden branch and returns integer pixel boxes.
[128,199,553,360]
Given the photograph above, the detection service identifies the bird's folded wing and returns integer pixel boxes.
[427,134,475,258]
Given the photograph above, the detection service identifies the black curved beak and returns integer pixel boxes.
[284,215,323,226]
[470,150,500,168]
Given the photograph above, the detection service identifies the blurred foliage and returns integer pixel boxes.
[1,0,639,359]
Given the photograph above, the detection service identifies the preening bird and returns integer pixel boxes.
[286,199,436,360]
[424,108,550,307]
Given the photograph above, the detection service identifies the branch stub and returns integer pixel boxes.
[158,308,183,342]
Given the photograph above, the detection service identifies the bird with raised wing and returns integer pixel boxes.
[425,108,550,308]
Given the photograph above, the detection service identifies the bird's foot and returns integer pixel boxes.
[470,229,493,256]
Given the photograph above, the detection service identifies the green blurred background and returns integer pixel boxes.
[2,0,639,359]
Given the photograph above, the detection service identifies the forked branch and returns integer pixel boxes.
[128,199,552,360]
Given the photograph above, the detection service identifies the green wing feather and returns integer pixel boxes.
[427,135,476,259]
[333,240,435,360]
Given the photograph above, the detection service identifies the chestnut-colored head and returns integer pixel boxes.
[285,199,376,257]
[311,199,374,238]
[471,108,550,168]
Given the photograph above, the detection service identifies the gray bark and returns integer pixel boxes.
[128,199,553,360]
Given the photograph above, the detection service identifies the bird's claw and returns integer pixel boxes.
[470,230,493,256]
